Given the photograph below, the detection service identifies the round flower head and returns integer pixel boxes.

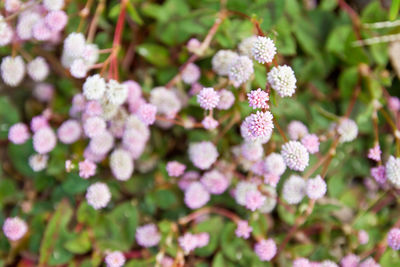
[137,103,157,125]
[282,175,306,204]
[45,10,68,32]
[184,182,210,209]
[32,20,52,41]
[264,152,286,176]
[337,118,358,143]
[70,59,88,78]
[85,100,103,116]
[388,228,400,250]
[71,93,86,113]
[217,89,235,110]
[188,141,218,170]
[110,149,134,181]
[33,83,54,102]
[263,172,281,188]
[293,258,310,267]
[43,0,64,11]
[105,251,126,267]
[258,185,277,213]
[33,127,57,154]
[212,50,239,76]
[234,181,258,206]
[178,171,199,190]
[5,0,22,13]
[1,56,25,87]
[82,44,99,65]
[178,233,198,254]
[358,230,369,245]
[301,134,320,154]
[0,20,13,47]
[254,239,277,261]
[16,12,40,40]
[201,169,229,195]
[245,190,266,211]
[359,257,380,267]
[248,88,269,109]
[161,256,174,267]
[321,260,338,267]
[3,217,28,241]
[136,224,161,247]
[86,182,111,210]
[281,141,309,171]
[306,175,327,200]
[267,65,297,97]
[195,232,210,248]
[197,87,220,110]
[83,74,107,100]
[229,56,254,87]
[84,147,106,163]
[89,131,114,155]
[106,80,128,106]
[244,111,274,140]
[241,119,272,144]
[238,35,258,57]
[8,123,30,144]
[166,161,186,177]
[63,32,86,58]
[386,156,400,188]
[187,38,201,52]
[83,116,106,138]
[235,220,252,239]
[371,166,386,185]
[252,36,277,64]
[30,115,49,132]
[57,120,81,144]
[79,159,96,179]
[287,121,308,140]
[368,144,381,162]
[341,254,360,267]
[125,80,142,107]
[27,57,49,82]
[181,63,200,84]
[122,129,146,160]
[389,96,400,112]
[150,87,182,119]
[241,141,263,162]
[29,154,48,172]
[202,116,219,130]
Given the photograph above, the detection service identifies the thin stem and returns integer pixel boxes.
[178,206,240,225]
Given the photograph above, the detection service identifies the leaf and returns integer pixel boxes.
[136,44,170,67]
[212,252,227,267]
[64,231,91,254]
[380,249,400,266]
[127,1,143,25]
[8,141,35,177]
[0,96,19,140]
[152,189,177,210]
[339,67,359,99]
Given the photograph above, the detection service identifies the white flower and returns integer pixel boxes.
[63,32,86,59]
[1,56,25,87]
[238,36,258,58]
[267,65,297,97]
[282,175,306,204]
[86,182,111,210]
[229,56,254,87]
[337,118,358,143]
[258,185,277,213]
[281,141,309,172]
[306,175,327,199]
[43,0,64,11]
[252,36,277,64]
[83,74,107,100]
[264,153,286,176]
[29,154,49,172]
[110,149,134,181]
[386,156,400,188]
[106,80,128,106]
[212,50,239,76]
[150,87,182,119]
[27,57,49,81]
[70,59,88,78]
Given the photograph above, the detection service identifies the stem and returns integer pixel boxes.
[87,0,106,43]
[178,206,240,225]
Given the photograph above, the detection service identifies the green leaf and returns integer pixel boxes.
[64,231,91,254]
[152,189,177,209]
[127,1,143,25]
[0,96,19,140]
[136,44,170,67]
[380,249,400,266]
[212,252,227,267]
[339,67,359,99]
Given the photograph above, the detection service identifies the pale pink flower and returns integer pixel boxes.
[358,230,369,245]
[370,166,386,185]
[184,182,210,209]
[57,120,82,144]
[197,87,220,110]
[105,251,125,267]
[245,190,266,211]
[30,115,49,132]
[200,169,229,194]
[301,134,320,154]
[2,217,28,241]
[8,123,30,144]
[45,10,68,32]
[79,159,96,179]
[264,172,281,187]
[388,97,400,112]
[254,238,277,261]
[245,111,274,140]
[235,220,252,239]
[368,144,381,162]
[137,103,157,125]
[247,88,269,109]
[179,233,198,254]
[136,224,161,248]
[202,116,219,130]
[166,161,186,177]
[388,228,400,250]
[33,127,57,154]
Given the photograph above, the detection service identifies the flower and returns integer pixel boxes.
[166,161,186,177]
[254,239,277,261]
[281,141,309,171]
[368,144,381,162]
[337,118,358,143]
[83,74,107,100]
[197,87,220,110]
[359,257,380,267]
[86,182,111,209]
[282,175,306,204]
[234,181,258,206]
[106,80,128,106]
[31,115,49,132]
[241,141,264,162]
[32,20,52,41]
[136,224,161,247]
[44,10,68,32]
[263,172,281,187]
[267,65,296,97]
[201,169,229,194]
[33,127,57,154]
[27,57,49,81]
[110,149,134,181]
[63,32,86,58]
[371,166,386,185]
[137,103,157,125]
[247,88,269,109]
[245,190,266,211]
[293,258,310,267]
[29,154,48,172]
[188,141,218,170]
[388,96,400,112]
[235,220,253,239]
[33,83,54,102]
[181,63,200,84]
[150,87,182,119]
[79,159,96,179]
[287,121,308,140]
[16,12,40,40]
[358,230,369,245]
[43,0,64,11]
[105,251,126,267]
[83,116,106,138]
[340,254,360,267]
[1,55,25,87]
[386,156,400,188]
[57,120,82,144]
[258,185,277,213]
[70,59,88,78]
[0,18,13,46]
[244,111,274,140]
[178,233,198,254]
[264,153,286,176]
[301,134,320,154]
[2,217,28,241]
[241,118,272,143]
[8,123,30,144]
[229,56,254,87]
[238,35,258,57]
[306,175,327,200]
[212,50,239,76]
[5,0,22,13]
[89,131,114,155]
[184,182,210,209]
[217,89,235,110]
[388,228,400,250]
[202,116,219,130]
[252,36,277,64]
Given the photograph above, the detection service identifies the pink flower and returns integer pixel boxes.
[358,230,369,245]
[217,89,235,110]
[184,182,210,209]
[200,169,229,194]
[57,119,82,144]
[179,233,198,254]
[388,227,400,250]
[247,88,269,109]
[65,160,74,172]
[235,220,252,239]
[137,103,157,125]
[254,238,277,261]
[340,254,360,267]
[79,159,96,179]
[84,101,103,116]
[178,171,199,190]
[264,172,281,187]
[281,141,309,172]
[245,190,266,211]
[202,116,219,130]
[83,116,106,138]
[45,10,68,32]
[288,121,308,140]
[293,258,310,267]
[136,224,161,248]
[245,111,274,140]
[8,123,30,144]
[370,166,386,185]
[166,161,186,177]
[2,217,28,241]
[301,134,320,154]
[33,127,57,154]
[195,232,209,248]
[388,97,400,112]
[306,175,327,200]
[368,144,381,162]
[181,63,200,84]
[105,251,125,267]
[197,87,220,110]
